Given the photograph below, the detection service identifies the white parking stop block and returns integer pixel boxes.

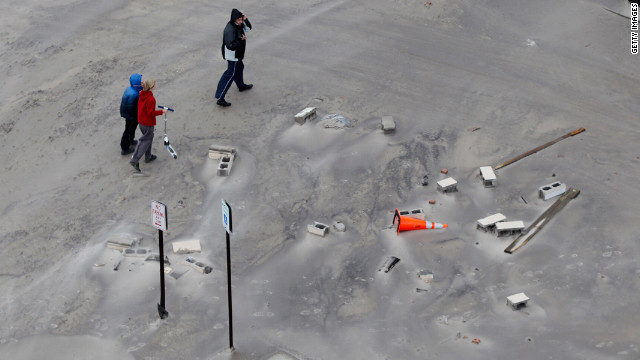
[307,222,329,237]
[538,181,567,200]
[399,208,425,220]
[381,116,395,133]
[172,239,202,254]
[295,107,317,125]
[479,166,497,187]
[507,292,530,310]
[437,177,458,192]
[496,221,525,237]
[477,213,506,231]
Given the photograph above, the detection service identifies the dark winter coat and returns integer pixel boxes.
[137,90,163,127]
[220,9,252,61]
[119,74,142,119]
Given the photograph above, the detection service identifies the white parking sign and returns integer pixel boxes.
[152,200,167,231]
[221,199,232,234]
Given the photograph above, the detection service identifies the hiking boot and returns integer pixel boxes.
[216,99,232,107]
[144,154,157,163]
[130,162,141,172]
[238,84,253,92]
[121,148,134,156]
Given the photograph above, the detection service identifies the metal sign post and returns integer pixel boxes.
[221,199,234,351]
[152,200,169,319]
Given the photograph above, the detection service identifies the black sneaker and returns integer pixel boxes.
[144,154,157,163]
[131,139,138,146]
[216,99,232,107]
[130,162,141,172]
[121,148,134,156]
[238,84,253,92]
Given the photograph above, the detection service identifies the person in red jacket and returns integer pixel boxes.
[130,79,167,172]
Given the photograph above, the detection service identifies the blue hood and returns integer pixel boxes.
[129,74,142,91]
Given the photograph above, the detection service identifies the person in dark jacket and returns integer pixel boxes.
[130,79,167,172]
[215,8,253,107]
[119,73,142,155]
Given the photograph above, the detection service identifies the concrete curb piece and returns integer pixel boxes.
[295,107,317,124]
[307,222,329,237]
[479,166,497,187]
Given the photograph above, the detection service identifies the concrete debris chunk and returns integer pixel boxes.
[106,233,141,250]
[172,239,202,254]
[333,221,346,232]
[381,116,395,133]
[208,145,237,160]
[418,270,433,283]
[307,222,329,237]
[477,213,506,231]
[295,107,317,124]
[378,256,400,273]
[184,257,212,274]
[479,166,497,187]
[437,177,458,192]
[538,181,567,200]
[496,221,525,237]
[507,292,530,310]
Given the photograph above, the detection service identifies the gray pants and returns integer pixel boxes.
[130,124,154,163]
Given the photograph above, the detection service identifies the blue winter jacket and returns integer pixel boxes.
[120,74,142,119]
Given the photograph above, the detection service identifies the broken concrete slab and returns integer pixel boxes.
[294,107,317,124]
[106,233,141,250]
[437,177,458,192]
[184,257,212,274]
[496,221,525,237]
[507,292,530,310]
[172,239,202,254]
[307,222,329,237]
[476,213,507,231]
[479,166,497,187]
[381,116,395,133]
[208,145,237,160]
[418,269,433,283]
[539,181,567,200]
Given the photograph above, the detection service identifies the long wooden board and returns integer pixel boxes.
[504,188,580,254]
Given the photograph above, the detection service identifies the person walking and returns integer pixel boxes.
[215,8,253,107]
[119,73,142,155]
[130,79,167,172]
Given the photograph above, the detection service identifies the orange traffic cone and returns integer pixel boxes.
[393,208,447,235]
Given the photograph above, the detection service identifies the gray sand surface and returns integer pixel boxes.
[1,0,639,359]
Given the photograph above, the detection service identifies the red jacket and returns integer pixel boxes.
[137,90,163,126]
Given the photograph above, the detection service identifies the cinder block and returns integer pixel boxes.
[184,257,212,274]
[217,153,236,177]
[307,222,329,237]
[381,116,395,133]
[479,166,497,187]
[295,107,317,124]
[495,221,525,237]
[172,239,202,254]
[399,208,425,220]
[538,181,566,200]
[437,177,458,192]
[507,292,530,310]
[476,213,506,231]
[122,248,152,257]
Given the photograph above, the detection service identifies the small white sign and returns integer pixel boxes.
[221,199,232,234]
[152,200,167,231]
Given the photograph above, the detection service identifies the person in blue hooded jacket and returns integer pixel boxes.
[214,9,253,107]
[119,74,142,155]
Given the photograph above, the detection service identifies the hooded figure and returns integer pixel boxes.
[215,8,254,106]
[119,73,142,155]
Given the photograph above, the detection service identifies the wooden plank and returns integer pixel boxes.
[504,188,580,254]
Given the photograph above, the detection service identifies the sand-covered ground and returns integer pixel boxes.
[1,0,639,359]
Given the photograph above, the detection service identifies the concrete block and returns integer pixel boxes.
[106,233,141,250]
[507,292,530,310]
[333,221,346,232]
[172,239,202,254]
[477,213,506,231]
[208,145,236,160]
[184,257,212,274]
[295,107,317,124]
[496,221,525,237]
[122,248,152,257]
[437,177,458,192]
[479,166,497,187]
[307,222,329,237]
[538,181,567,200]
[381,116,395,133]
[399,208,425,220]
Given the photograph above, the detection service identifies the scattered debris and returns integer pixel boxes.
[418,270,433,283]
[472,338,481,344]
[422,175,429,186]
[507,292,530,310]
[208,145,237,160]
[319,114,354,129]
[333,221,346,232]
[106,233,141,251]
[493,128,585,170]
[496,221,525,237]
[416,288,428,293]
[398,208,425,220]
[378,256,400,273]
[538,181,567,200]
[505,188,580,254]
[521,196,527,204]
[479,166,497,187]
[437,177,458,192]
[295,107,317,125]
[184,257,213,274]
[381,116,395,133]
[170,269,188,280]
[172,239,202,254]
[145,253,171,265]
[93,263,105,267]
[113,258,122,271]
[307,222,329,237]
[428,199,436,205]
[122,248,152,257]
[476,213,506,232]
[440,168,448,174]
[469,127,481,132]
